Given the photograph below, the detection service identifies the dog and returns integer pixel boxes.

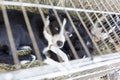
[0,9,50,64]
[0,9,74,65]
[43,16,70,64]
[47,12,94,60]
[62,17,94,60]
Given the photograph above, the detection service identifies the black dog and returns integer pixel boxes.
[0,9,46,64]
[62,17,94,60]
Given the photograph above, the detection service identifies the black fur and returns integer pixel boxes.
[62,18,93,60]
[0,9,46,63]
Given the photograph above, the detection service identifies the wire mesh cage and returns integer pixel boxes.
[0,0,120,80]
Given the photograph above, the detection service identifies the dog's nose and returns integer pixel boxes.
[57,41,63,47]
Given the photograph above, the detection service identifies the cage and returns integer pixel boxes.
[0,0,120,80]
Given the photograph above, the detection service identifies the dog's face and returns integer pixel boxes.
[48,10,74,36]
[44,16,67,48]
[52,33,65,48]
[48,10,74,48]
[52,18,67,48]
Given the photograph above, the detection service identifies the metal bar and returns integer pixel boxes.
[100,0,120,45]
[1,5,19,65]
[113,0,120,12]
[77,0,104,55]
[0,52,120,80]
[115,0,120,8]
[85,0,112,53]
[69,0,102,56]
[0,1,120,15]
[93,0,119,51]
[58,0,92,58]
[19,0,42,61]
[104,0,120,37]
[66,66,120,80]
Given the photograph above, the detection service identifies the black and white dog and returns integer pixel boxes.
[0,9,74,65]
[47,11,94,60]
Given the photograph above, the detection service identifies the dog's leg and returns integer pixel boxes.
[60,18,66,44]
[50,46,69,62]
[42,47,49,54]
[43,16,52,54]
[60,18,67,35]
[43,16,52,42]
[50,46,72,70]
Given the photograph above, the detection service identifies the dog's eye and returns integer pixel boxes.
[55,27,59,31]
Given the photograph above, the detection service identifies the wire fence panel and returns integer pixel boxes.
[0,0,120,80]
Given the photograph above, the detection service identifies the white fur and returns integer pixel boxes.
[19,46,32,50]
[20,54,36,64]
[43,16,69,64]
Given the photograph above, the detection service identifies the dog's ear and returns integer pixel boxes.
[49,9,67,22]
[48,9,56,21]
[49,9,54,16]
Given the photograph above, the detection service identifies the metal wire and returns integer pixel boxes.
[85,0,111,53]
[92,0,119,52]
[100,0,120,44]
[66,0,92,57]
[69,0,102,55]
[0,1,120,14]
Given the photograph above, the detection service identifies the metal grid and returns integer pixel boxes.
[0,0,120,80]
